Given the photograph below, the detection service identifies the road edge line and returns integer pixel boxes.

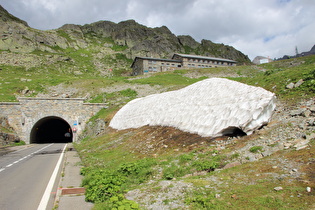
[37,144,67,210]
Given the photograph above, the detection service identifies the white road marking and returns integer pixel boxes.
[0,144,53,173]
[37,144,67,210]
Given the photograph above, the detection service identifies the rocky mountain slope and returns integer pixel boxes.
[75,55,315,209]
[0,5,250,76]
[277,44,315,60]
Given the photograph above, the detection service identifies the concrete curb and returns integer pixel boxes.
[54,143,93,210]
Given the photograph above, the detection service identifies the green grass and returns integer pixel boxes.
[0,65,72,101]
[184,158,314,210]
[71,55,315,209]
[10,140,26,146]
[232,55,315,102]
[130,72,208,86]
[2,48,315,208]
[249,146,264,153]
[56,30,75,43]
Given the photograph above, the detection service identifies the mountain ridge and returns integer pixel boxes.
[0,4,251,69]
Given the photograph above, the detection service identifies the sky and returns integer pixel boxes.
[1,0,314,60]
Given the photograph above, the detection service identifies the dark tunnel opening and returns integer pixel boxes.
[30,116,73,144]
[221,126,247,138]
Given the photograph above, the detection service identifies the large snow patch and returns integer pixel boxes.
[109,78,276,137]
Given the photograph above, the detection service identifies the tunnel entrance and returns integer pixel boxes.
[221,126,247,138]
[30,116,73,144]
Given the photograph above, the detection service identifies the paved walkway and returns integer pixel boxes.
[55,144,93,210]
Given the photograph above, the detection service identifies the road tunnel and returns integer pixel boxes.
[30,116,73,144]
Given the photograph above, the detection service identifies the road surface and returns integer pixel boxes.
[0,143,67,210]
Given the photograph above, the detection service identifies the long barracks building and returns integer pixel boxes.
[131,53,236,75]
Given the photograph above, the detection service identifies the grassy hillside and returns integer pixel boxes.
[71,56,315,209]
[1,51,315,209]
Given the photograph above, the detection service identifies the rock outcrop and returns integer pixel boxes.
[0,116,20,145]
[277,44,315,60]
[0,5,251,65]
[109,78,276,137]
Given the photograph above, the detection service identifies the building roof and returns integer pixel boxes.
[173,53,236,63]
[131,56,181,68]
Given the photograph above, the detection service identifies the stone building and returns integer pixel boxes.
[131,53,236,75]
[252,56,273,65]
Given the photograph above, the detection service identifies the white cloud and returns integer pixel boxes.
[0,0,314,60]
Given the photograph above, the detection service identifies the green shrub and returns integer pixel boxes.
[82,169,125,203]
[82,158,156,205]
[249,146,264,153]
[192,159,218,172]
[94,194,140,210]
[119,88,137,99]
[118,158,157,184]
[162,163,187,180]
[305,79,315,92]
[179,153,194,163]
[185,194,217,209]
[231,153,240,159]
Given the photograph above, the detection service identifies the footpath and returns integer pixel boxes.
[55,143,93,210]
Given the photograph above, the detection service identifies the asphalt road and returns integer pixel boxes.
[0,143,67,210]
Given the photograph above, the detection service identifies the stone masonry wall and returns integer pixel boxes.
[0,98,106,144]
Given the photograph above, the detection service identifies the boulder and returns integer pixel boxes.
[286,82,295,89]
[110,78,276,138]
[294,79,304,88]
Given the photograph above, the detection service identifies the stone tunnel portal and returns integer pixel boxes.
[30,116,73,144]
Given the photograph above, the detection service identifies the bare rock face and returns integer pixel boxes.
[109,78,276,137]
[0,116,20,145]
[178,35,200,50]
[0,5,251,64]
